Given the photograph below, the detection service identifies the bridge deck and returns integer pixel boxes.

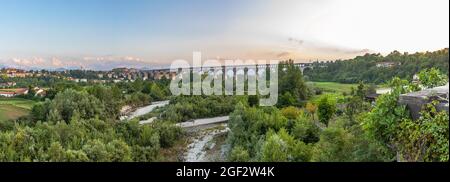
[176,116,230,128]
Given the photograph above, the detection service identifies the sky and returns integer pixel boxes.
[0,0,449,70]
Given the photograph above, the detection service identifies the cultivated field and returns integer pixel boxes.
[0,98,36,122]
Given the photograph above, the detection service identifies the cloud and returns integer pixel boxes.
[316,46,371,55]
[288,37,304,46]
[276,51,292,58]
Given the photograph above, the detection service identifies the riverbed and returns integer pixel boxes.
[184,123,230,162]
[120,100,169,121]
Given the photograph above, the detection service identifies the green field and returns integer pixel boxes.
[0,98,36,122]
[308,82,358,94]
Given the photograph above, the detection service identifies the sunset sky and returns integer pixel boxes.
[0,0,449,70]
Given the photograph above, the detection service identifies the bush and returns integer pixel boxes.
[229,146,250,162]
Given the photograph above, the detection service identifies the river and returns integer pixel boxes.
[121,101,231,162]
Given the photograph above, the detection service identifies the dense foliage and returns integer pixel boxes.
[0,114,182,162]
[228,67,448,162]
[0,79,182,162]
[363,68,449,161]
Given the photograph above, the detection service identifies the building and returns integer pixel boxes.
[0,88,29,97]
[0,82,16,88]
[2,68,31,78]
[0,91,15,97]
[33,87,46,97]
[376,62,400,68]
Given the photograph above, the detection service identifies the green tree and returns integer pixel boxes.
[281,106,301,120]
[229,146,250,162]
[278,60,310,105]
[106,140,132,162]
[418,68,448,88]
[48,142,66,162]
[317,95,336,126]
[312,127,354,162]
[65,150,89,162]
[46,89,105,122]
[292,116,320,144]
[82,139,110,162]
[397,101,449,162]
[278,92,296,107]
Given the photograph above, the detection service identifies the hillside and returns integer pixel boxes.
[304,48,449,84]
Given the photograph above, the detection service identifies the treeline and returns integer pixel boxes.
[304,48,449,84]
[0,76,65,88]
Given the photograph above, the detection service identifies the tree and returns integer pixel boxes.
[48,142,66,162]
[292,116,320,144]
[312,127,354,162]
[31,100,50,121]
[303,48,449,84]
[65,150,89,162]
[397,101,449,162]
[363,77,412,154]
[356,82,365,99]
[149,84,165,101]
[87,85,123,120]
[259,131,289,162]
[248,95,259,107]
[229,146,250,162]
[278,92,296,107]
[126,92,152,107]
[281,106,301,120]
[82,139,109,162]
[305,102,317,120]
[418,68,448,88]
[106,140,132,162]
[44,89,105,122]
[154,122,182,148]
[278,60,311,105]
[259,129,311,162]
[317,95,336,126]
[132,79,144,92]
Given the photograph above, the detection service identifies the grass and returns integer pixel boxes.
[0,105,30,122]
[308,82,360,104]
[0,98,36,122]
[0,98,36,110]
[308,81,359,94]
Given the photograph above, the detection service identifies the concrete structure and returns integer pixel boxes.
[176,116,230,128]
[398,83,449,120]
[376,62,400,68]
[141,62,313,81]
